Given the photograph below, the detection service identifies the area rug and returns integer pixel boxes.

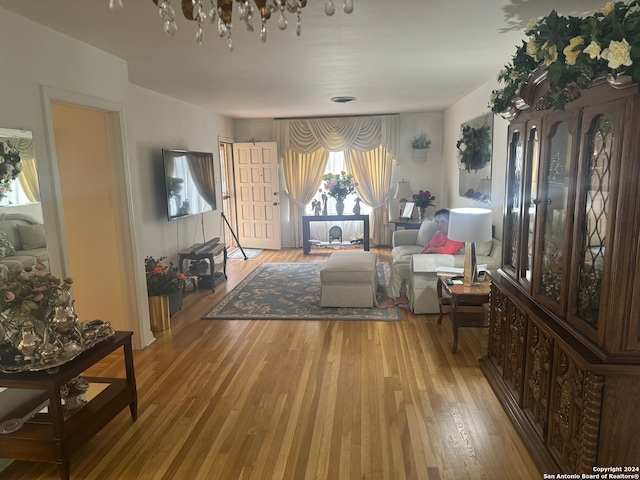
[227,248,263,259]
[203,262,400,321]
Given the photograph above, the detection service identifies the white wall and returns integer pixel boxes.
[233,112,444,246]
[126,85,233,261]
[0,8,233,348]
[443,79,510,238]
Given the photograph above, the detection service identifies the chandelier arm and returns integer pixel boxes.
[130,0,351,44]
[253,0,272,21]
[218,0,233,25]
[181,0,197,20]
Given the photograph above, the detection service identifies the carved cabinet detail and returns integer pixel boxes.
[523,319,553,441]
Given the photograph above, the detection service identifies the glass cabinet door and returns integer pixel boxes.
[573,115,612,334]
[567,104,623,347]
[534,115,577,314]
[503,125,523,279]
[522,124,540,289]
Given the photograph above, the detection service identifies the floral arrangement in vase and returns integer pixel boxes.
[321,171,358,215]
[489,1,640,115]
[412,190,436,209]
[412,190,436,220]
[462,188,490,203]
[0,265,83,368]
[322,171,357,201]
[0,264,73,317]
[0,140,24,200]
[145,256,186,297]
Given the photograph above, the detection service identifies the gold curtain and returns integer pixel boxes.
[282,148,329,247]
[185,152,216,208]
[347,146,393,246]
[18,157,40,203]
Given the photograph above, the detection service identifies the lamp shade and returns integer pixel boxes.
[448,208,492,243]
[394,180,413,200]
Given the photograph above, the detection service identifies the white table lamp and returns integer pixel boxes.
[447,207,492,286]
[394,179,413,218]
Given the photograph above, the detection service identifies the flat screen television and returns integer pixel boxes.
[162,149,217,221]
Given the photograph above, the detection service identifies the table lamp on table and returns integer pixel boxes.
[447,207,492,286]
[394,179,413,218]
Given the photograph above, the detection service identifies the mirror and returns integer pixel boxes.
[0,128,43,220]
[400,202,414,219]
[0,128,47,278]
[458,112,493,203]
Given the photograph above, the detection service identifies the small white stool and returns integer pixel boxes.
[320,251,378,307]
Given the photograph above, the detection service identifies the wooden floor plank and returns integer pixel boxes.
[2,247,541,480]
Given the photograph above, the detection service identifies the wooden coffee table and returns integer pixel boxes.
[437,277,490,353]
[0,331,137,480]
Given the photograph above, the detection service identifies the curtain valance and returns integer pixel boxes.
[274,115,399,158]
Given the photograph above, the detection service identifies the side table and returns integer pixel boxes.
[178,242,227,292]
[437,277,490,353]
[0,331,137,480]
[389,218,422,231]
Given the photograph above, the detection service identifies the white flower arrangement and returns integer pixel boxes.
[0,140,24,200]
[490,1,640,114]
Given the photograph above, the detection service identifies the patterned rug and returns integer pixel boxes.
[203,262,400,321]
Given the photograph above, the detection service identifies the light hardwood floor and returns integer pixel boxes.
[3,247,541,480]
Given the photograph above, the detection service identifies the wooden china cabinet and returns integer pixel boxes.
[479,76,640,473]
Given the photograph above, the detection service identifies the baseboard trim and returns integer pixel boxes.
[0,458,13,472]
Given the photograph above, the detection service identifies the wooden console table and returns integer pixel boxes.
[302,214,370,255]
[178,242,227,292]
[0,331,137,480]
[437,277,490,353]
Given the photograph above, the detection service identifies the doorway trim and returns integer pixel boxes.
[40,86,152,349]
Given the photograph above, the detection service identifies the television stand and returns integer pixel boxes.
[178,242,227,292]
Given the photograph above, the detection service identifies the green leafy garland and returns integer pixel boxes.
[456,124,492,173]
[489,1,640,114]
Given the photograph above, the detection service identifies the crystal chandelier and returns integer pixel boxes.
[108,0,354,51]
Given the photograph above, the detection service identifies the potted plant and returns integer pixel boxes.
[144,256,186,332]
[411,132,431,162]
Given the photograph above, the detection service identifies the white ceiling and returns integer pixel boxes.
[0,0,606,119]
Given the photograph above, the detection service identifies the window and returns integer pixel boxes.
[0,179,33,207]
[307,151,370,243]
[311,151,371,216]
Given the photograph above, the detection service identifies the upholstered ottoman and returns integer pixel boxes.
[320,251,378,307]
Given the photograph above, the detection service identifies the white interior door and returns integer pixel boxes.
[232,142,281,250]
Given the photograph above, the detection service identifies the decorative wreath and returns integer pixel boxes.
[456,124,492,173]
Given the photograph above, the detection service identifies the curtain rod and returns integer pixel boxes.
[273,113,399,121]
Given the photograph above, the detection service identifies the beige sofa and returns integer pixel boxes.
[0,213,49,278]
[391,219,501,314]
